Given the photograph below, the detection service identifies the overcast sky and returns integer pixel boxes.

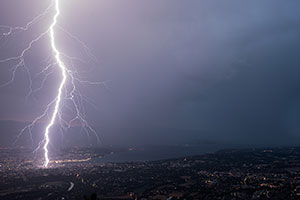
[0,0,300,147]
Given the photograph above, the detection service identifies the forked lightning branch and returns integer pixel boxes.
[0,0,102,167]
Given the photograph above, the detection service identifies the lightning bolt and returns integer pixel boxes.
[0,0,105,167]
[44,0,67,167]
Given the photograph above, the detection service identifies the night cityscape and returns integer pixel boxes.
[1,0,300,199]
[0,147,300,199]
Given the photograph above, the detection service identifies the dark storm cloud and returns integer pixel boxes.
[1,0,300,146]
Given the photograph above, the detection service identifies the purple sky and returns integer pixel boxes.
[0,0,300,147]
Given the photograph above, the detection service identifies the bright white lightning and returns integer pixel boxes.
[0,0,106,168]
[43,0,67,168]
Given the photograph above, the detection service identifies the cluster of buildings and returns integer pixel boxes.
[0,147,299,199]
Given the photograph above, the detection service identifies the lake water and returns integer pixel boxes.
[93,144,223,163]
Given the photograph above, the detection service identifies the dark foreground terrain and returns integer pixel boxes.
[0,147,300,200]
